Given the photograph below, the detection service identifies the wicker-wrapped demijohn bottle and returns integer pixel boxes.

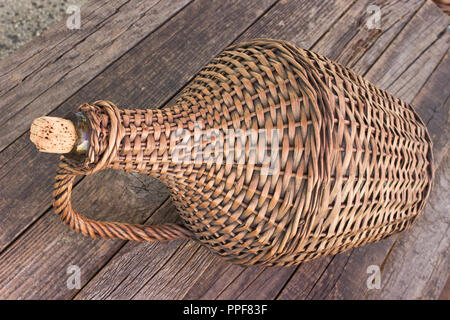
[30,39,433,266]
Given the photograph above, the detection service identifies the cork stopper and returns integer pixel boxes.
[30,117,77,154]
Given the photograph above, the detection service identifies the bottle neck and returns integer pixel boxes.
[64,111,91,161]
[70,102,210,180]
[105,107,189,178]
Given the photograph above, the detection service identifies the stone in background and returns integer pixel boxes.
[0,0,87,59]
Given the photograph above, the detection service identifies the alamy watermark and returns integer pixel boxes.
[66,264,81,289]
[66,5,81,30]
[169,122,281,175]
[366,5,381,30]
[366,264,381,290]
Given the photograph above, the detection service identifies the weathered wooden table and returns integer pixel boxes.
[0,0,448,300]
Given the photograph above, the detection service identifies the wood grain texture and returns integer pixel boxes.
[0,170,170,299]
[312,0,425,72]
[73,200,189,300]
[275,256,333,299]
[0,0,109,84]
[412,52,449,169]
[130,243,215,300]
[0,0,192,152]
[183,260,245,300]
[227,267,297,300]
[363,0,449,102]
[235,0,358,47]
[0,0,277,299]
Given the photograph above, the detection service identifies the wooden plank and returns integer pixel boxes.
[0,0,109,82]
[130,243,215,299]
[0,171,170,299]
[311,0,425,73]
[75,202,219,300]
[412,52,449,169]
[0,0,192,152]
[73,200,188,300]
[0,0,278,299]
[274,257,333,300]
[183,261,245,300]
[300,252,353,299]
[187,0,448,300]
[363,1,449,102]
[226,267,297,299]
[214,267,266,299]
[234,0,358,46]
[280,2,449,300]
[301,240,396,299]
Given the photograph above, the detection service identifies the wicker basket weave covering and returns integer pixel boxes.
[53,39,434,266]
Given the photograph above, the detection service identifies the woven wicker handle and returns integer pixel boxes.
[30,101,193,242]
[52,162,193,242]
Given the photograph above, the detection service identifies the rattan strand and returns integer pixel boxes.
[52,39,433,266]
